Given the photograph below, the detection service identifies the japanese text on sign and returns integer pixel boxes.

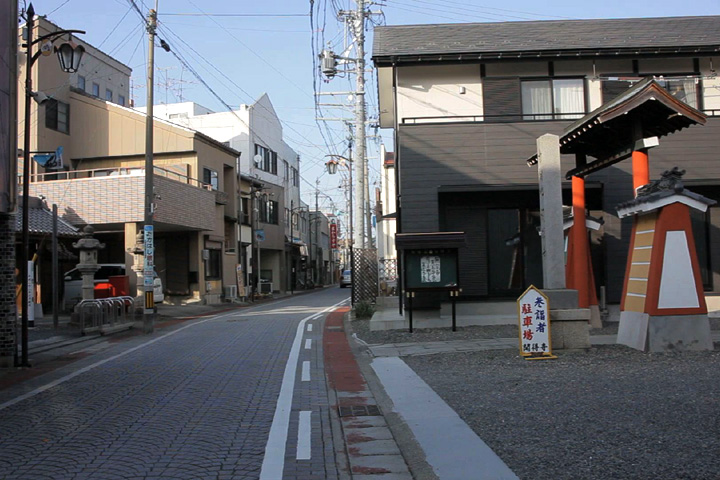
[143,225,154,287]
[420,255,441,283]
[517,286,552,356]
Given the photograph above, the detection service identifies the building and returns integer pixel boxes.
[148,97,302,293]
[373,16,720,307]
[19,18,240,304]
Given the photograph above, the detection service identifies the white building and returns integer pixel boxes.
[146,95,302,293]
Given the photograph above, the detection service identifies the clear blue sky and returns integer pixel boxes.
[26,0,720,211]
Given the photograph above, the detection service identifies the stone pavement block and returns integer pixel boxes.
[352,474,414,480]
[346,426,394,443]
[350,454,410,474]
[341,416,388,429]
[347,439,401,456]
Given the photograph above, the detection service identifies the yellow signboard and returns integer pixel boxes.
[517,285,557,360]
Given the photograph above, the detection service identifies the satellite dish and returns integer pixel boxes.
[253,154,262,166]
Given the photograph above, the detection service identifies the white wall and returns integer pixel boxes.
[397,64,483,122]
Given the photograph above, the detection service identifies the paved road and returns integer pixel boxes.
[0,289,350,480]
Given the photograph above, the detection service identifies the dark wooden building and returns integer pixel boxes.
[372,16,720,304]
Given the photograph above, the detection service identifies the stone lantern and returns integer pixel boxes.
[72,226,105,301]
[127,232,145,300]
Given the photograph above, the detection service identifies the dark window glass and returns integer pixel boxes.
[45,99,70,134]
[206,250,221,279]
[203,167,218,190]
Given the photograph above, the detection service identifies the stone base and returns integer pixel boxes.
[618,311,713,352]
[589,304,602,329]
[544,289,591,350]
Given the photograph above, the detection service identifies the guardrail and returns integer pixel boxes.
[75,296,138,335]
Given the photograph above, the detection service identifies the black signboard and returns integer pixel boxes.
[404,249,458,291]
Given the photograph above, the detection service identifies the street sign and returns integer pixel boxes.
[255,229,265,242]
[517,286,556,360]
[143,225,154,287]
[330,223,338,249]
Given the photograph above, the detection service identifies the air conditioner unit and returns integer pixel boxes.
[224,285,237,299]
[260,282,273,294]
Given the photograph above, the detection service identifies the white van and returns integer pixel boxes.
[63,264,163,310]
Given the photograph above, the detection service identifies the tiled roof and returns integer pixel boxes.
[373,16,720,60]
[616,167,716,217]
[14,205,81,237]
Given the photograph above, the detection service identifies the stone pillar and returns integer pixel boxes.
[0,214,16,368]
[72,226,104,301]
[127,230,144,300]
[536,134,566,289]
[536,134,591,349]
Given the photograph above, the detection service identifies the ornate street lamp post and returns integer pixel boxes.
[19,3,84,366]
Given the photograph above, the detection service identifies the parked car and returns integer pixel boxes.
[340,270,352,288]
[63,264,163,310]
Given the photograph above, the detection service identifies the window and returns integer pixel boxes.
[205,249,221,280]
[105,89,113,101]
[77,75,86,91]
[291,167,299,187]
[521,78,585,120]
[602,77,700,109]
[241,197,251,225]
[118,95,126,107]
[254,144,278,175]
[284,160,289,182]
[92,83,100,97]
[656,78,699,109]
[259,199,278,224]
[203,167,218,190]
[45,100,70,134]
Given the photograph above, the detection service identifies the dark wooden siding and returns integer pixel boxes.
[398,118,720,302]
[482,77,521,122]
[442,205,488,296]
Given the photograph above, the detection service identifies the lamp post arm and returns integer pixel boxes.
[32,29,86,46]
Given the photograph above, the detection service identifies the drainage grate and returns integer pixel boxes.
[338,405,382,417]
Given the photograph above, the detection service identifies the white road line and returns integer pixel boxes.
[0,314,220,412]
[306,323,313,332]
[301,361,311,381]
[305,339,312,350]
[260,298,348,480]
[310,313,322,320]
[296,411,312,460]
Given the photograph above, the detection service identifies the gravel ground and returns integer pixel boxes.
[350,317,519,345]
[403,346,720,480]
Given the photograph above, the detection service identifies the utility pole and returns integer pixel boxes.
[319,0,380,251]
[315,180,320,284]
[143,3,158,330]
[353,0,367,249]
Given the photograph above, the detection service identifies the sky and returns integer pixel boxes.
[23,0,720,213]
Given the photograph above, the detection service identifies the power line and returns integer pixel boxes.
[160,13,309,17]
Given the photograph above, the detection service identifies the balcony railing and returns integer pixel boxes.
[30,165,213,188]
[402,109,720,125]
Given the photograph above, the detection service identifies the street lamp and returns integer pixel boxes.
[20,3,85,367]
[325,155,354,253]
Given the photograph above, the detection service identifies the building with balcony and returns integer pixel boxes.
[373,16,720,308]
[18,18,239,304]
[148,96,302,293]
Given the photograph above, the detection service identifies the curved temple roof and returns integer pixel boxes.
[526,78,707,178]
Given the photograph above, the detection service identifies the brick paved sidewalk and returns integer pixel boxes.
[323,307,412,479]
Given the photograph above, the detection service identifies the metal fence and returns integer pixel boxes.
[378,258,397,297]
[351,248,378,305]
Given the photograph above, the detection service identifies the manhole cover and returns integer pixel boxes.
[338,405,382,417]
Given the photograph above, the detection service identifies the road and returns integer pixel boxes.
[0,288,351,480]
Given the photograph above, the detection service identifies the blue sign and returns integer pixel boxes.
[32,146,64,170]
[255,229,265,242]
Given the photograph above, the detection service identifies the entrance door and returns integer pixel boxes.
[488,209,523,296]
